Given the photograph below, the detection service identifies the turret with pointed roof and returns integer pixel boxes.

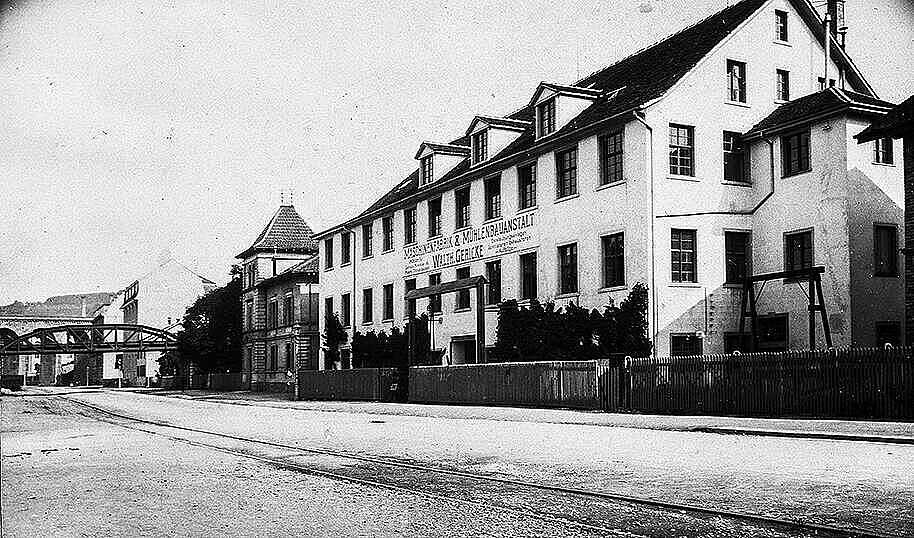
[236,204,317,259]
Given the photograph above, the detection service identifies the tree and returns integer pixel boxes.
[323,312,348,369]
[173,266,243,374]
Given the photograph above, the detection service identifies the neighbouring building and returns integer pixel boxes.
[101,259,216,385]
[315,0,904,362]
[237,204,321,391]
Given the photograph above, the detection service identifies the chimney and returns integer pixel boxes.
[827,0,847,48]
[81,296,87,317]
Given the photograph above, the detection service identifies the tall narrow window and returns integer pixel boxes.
[268,298,279,328]
[362,288,373,323]
[774,10,788,41]
[537,98,556,137]
[382,283,394,320]
[555,147,577,198]
[874,224,898,276]
[725,231,751,284]
[245,299,254,330]
[669,124,695,176]
[784,230,813,272]
[874,137,894,164]
[723,131,748,183]
[727,60,747,103]
[285,342,294,369]
[776,69,790,101]
[269,345,278,370]
[283,295,293,325]
[428,273,441,313]
[520,252,537,300]
[362,222,373,258]
[341,232,351,265]
[484,175,501,220]
[404,207,417,244]
[782,130,810,176]
[382,215,394,252]
[341,293,351,327]
[599,131,624,185]
[601,233,624,288]
[405,278,417,318]
[518,162,537,210]
[428,198,442,237]
[324,237,334,269]
[420,155,434,185]
[671,229,697,283]
[486,260,502,305]
[324,297,334,321]
[558,243,578,294]
[455,187,471,229]
[455,267,470,310]
[472,130,488,164]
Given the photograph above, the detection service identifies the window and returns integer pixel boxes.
[601,233,624,288]
[725,231,751,284]
[362,222,373,257]
[874,137,894,164]
[486,260,502,305]
[775,10,788,41]
[324,238,334,269]
[671,229,697,283]
[874,224,898,276]
[137,364,146,378]
[558,243,578,294]
[245,299,253,330]
[781,130,810,176]
[268,298,279,328]
[455,187,471,229]
[456,267,470,310]
[472,130,488,164]
[269,344,278,370]
[428,198,442,237]
[484,175,501,220]
[784,230,813,272]
[727,60,746,103]
[341,232,351,265]
[383,283,394,320]
[520,252,537,300]
[341,293,351,327]
[670,333,703,357]
[724,333,752,354]
[555,147,577,198]
[420,155,434,185]
[776,69,790,101]
[282,295,293,325]
[669,124,695,176]
[876,322,901,347]
[537,98,556,137]
[324,297,334,321]
[362,288,373,323]
[404,207,417,244]
[382,216,394,252]
[599,131,624,185]
[723,131,748,183]
[429,273,442,313]
[405,279,417,318]
[518,162,536,210]
[285,342,294,369]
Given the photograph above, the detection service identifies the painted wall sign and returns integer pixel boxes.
[403,212,536,276]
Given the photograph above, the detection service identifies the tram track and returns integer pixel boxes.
[58,395,888,538]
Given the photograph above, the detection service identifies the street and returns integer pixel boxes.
[2,389,913,537]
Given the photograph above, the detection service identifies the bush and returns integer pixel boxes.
[351,314,435,368]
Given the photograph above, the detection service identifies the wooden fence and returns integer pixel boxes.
[409,361,600,409]
[298,368,405,402]
[159,372,247,391]
[618,347,914,418]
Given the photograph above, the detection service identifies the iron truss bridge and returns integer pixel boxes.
[0,324,177,356]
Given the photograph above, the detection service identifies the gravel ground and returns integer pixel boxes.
[15,389,914,535]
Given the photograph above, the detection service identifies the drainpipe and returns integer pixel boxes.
[632,110,658,357]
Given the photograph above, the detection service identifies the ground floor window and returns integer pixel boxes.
[784,229,813,273]
[757,314,788,351]
[429,273,442,313]
[136,364,146,378]
[670,333,702,357]
[269,344,278,370]
[285,342,294,370]
[383,283,394,320]
[486,260,501,305]
[724,332,751,354]
[558,243,578,294]
[455,267,470,310]
[520,252,537,300]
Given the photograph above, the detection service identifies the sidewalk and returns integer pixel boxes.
[136,388,914,444]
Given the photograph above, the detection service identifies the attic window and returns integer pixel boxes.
[537,99,556,137]
[420,155,434,185]
[472,130,488,164]
[774,10,788,42]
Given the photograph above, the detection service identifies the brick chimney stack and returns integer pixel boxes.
[827,0,847,48]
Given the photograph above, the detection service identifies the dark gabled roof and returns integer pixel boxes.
[856,94,914,143]
[528,82,603,107]
[255,255,319,288]
[236,205,317,259]
[414,141,471,160]
[466,115,533,135]
[745,88,896,138]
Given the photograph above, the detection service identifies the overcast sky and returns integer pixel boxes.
[1,0,912,304]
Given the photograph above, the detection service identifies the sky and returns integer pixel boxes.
[1,0,912,304]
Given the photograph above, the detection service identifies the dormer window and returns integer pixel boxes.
[420,155,434,185]
[472,130,488,164]
[537,99,556,137]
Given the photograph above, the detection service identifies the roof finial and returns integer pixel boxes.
[279,191,286,205]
